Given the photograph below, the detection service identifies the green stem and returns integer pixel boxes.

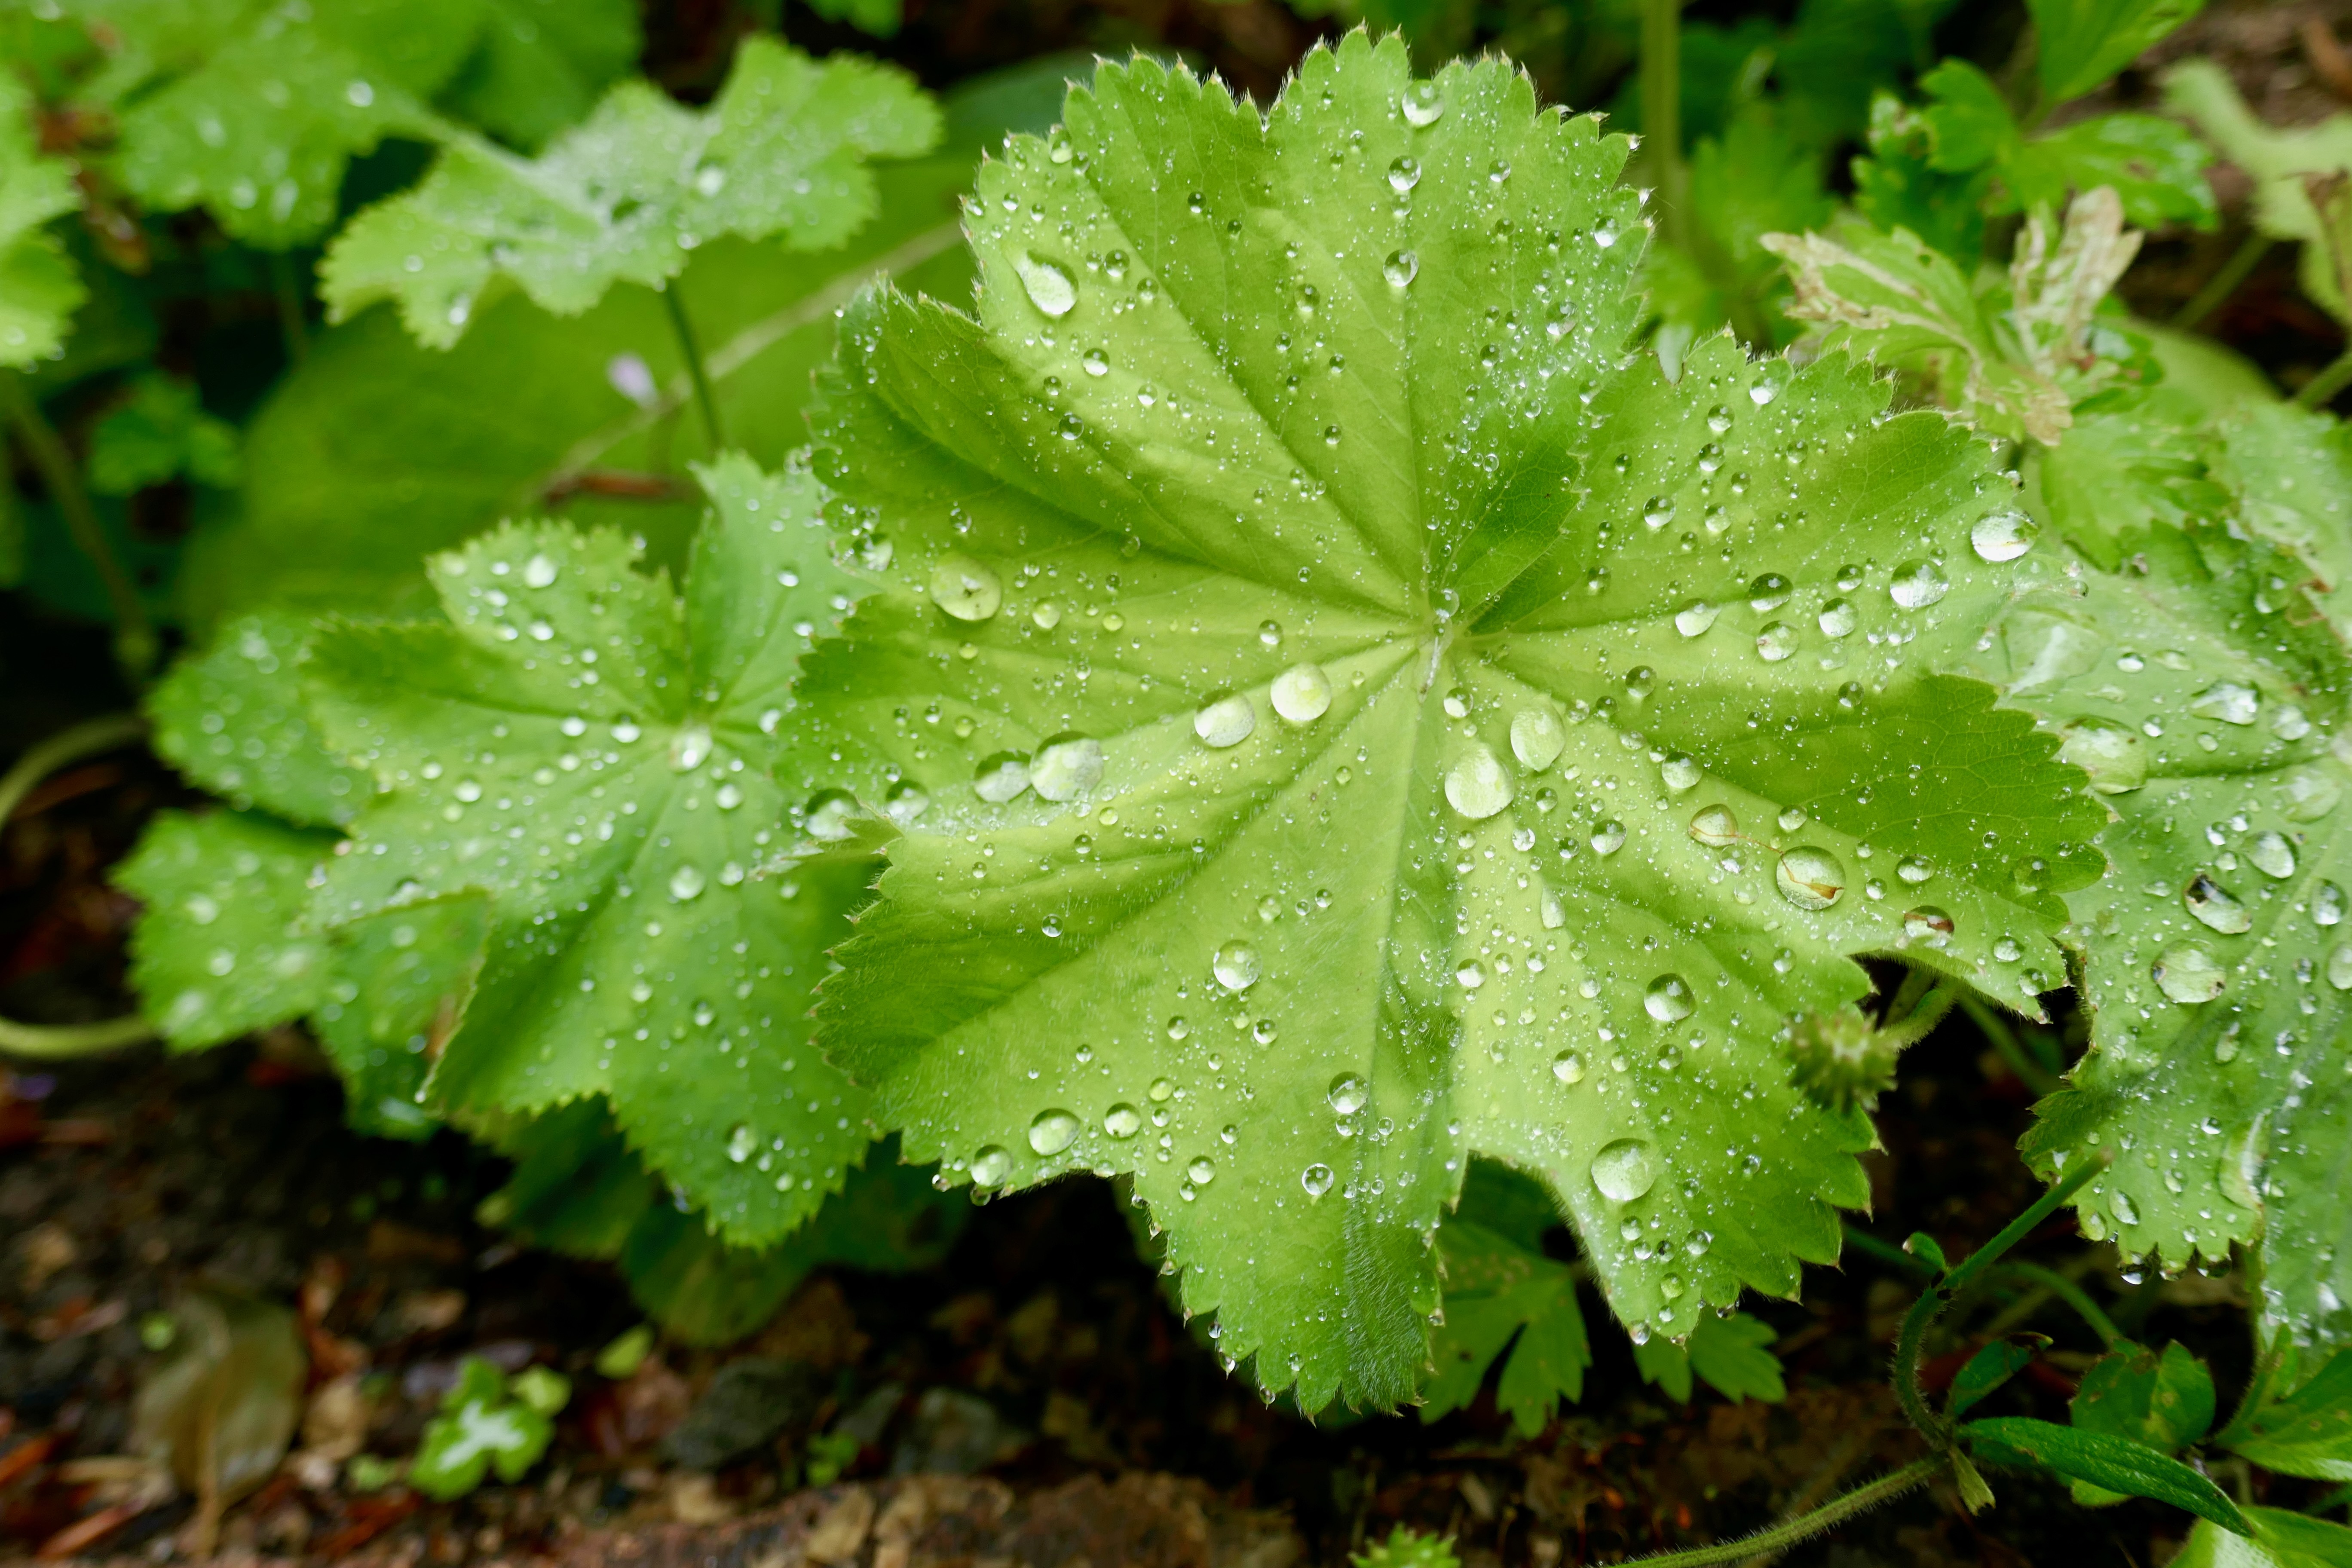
[0,374,156,682]
[1988,1261,2122,1348]
[1844,1224,1939,1280]
[662,285,724,453]
[1882,982,1959,1052]
[269,250,310,367]
[1618,1456,1948,1567]
[1895,1153,2109,1441]
[2296,346,2352,410]
[1959,995,2062,1097]
[1641,0,1687,254]
[0,713,157,1060]
[2170,232,2273,330]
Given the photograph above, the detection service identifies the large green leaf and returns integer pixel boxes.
[2229,1348,2352,1481]
[779,35,2104,1409]
[1964,1415,2251,1534]
[321,37,937,349]
[0,74,85,368]
[1980,524,2352,1342]
[434,0,639,151]
[2072,1339,2217,1452]
[2171,1507,2352,1568]
[148,609,374,825]
[305,456,876,1246]
[2030,0,2206,105]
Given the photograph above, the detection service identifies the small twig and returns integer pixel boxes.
[0,374,156,681]
[1618,1456,1948,1568]
[2169,232,2274,331]
[0,714,157,1060]
[662,285,725,453]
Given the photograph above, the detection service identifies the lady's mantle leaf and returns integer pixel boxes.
[148,609,372,824]
[322,37,940,349]
[0,74,85,368]
[306,456,874,1245]
[780,34,2103,1408]
[1974,524,2352,1345]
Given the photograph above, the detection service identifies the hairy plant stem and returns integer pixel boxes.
[0,714,157,1059]
[1959,994,2062,1097]
[2170,232,2273,330]
[663,285,726,453]
[269,250,310,367]
[1894,1153,2110,1442]
[0,374,156,682]
[2296,346,2352,410]
[1619,1455,1948,1567]
[1987,1261,2123,1348]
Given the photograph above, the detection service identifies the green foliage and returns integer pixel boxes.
[1948,1338,2040,1418]
[1962,1416,2251,1534]
[2171,1507,2352,1568]
[147,609,371,824]
[1421,1164,1589,1435]
[2072,1340,2216,1452]
[2029,0,2205,106]
[2164,61,2352,322]
[410,1357,558,1500]
[2226,1349,2352,1482]
[0,74,85,368]
[1631,1311,1786,1404]
[87,372,239,495]
[321,38,938,349]
[780,34,2099,1408]
[1352,1527,1461,1568]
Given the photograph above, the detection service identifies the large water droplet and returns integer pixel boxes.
[1013,253,1077,317]
[930,554,1003,621]
[1901,906,1954,941]
[2058,719,2147,794]
[1031,735,1103,801]
[1329,1073,1369,1115]
[1271,664,1332,723]
[2110,1189,2141,1227]
[1688,805,1737,846]
[1103,1103,1143,1138]
[1028,1109,1080,1155]
[1970,509,2037,562]
[1748,573,1792,612]
[1888,560,1949,610]
[522,551,559,588]
[1194,694,1256,748]
[1591,819,1627,855]
[1400,81,1445,126]
[2188,682,2260,726]
[1213,940,1261,991]
[2317,882,2348,926]
[1816,599,1858,639]
[1674,600,1720,638]
[1510,707,1565,771]
[1755,622,1798,662]
[669,864,707,901]
[1302,1162,1335,1198]
[1187,1156,1216,1185]
[1659,754,1701,793]
[970,1146,1014,1186]
[1775,846,1846,911]
[2153,941,2225,1004]
[2329,945,2352,989]
[1644,974,1694,1022]
[2250,832,2297,879]
[1552,1050,1584,1084]
[2277,766,2342,822]
[1445,744,1515,820]
[2184,874,2253,934]
[726,1123,756,1163]
[1387,155,1421,193]
[1590,1138,1659,1202]
[974,753,1032,803]
[1382,250,1418,288]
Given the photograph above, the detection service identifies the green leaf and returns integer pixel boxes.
[0,73,85,368]
[1421,1219,1589,1436]
[786,34,2103,1408]
[2163,61,2352,323]
[2172,1507,2352,1568]
[1648,106,1834,345]
[1949,1336,2041,1418]
[1632,1311,1786,1404]
[1851,92,1991,266]
[2073,1340,2218,1452]
[305,456,876,1247]
[2027,386,2228,572]
[2229,1348,2352,1481]
[483,1097,658,1256]
[86,372,241,495]
[435,0,640,151]
[411,1357,553,1500]
[147,609,374,825]
[116,809,337,1049]
[1982,523,2352,1336]
[803,0,901,40]
[312,894,490,1141]
[1917,60,2017,174]
[77,0,472,247]
[1353,1527,1463,1568]
[322,37,939,349]
[2210,403,2352,644]
[1962,1415,2252,1534]
[2031,0,2206,106]
[2008,114,2216,230]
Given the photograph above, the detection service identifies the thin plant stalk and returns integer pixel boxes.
[1959,994,2062,1097]
[662,285,726,453]
[0,374,156,681]
[2296,346,2352,410]
[2170,232,2273,330]
[1619,1455,1948,1568]
[0,713,158,1060]
[1641,0,1687,253]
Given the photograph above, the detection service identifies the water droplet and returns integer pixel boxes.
[1675,600,1720,638]
[885,782,929,825]
[1013,253,1077,317]
[1817,598,1858,639]
[2184,874,2252,934]
[671,723,713,772]
[2250,832,2297,879]
[1755,622,1798,662]
[1748,573,1792,612]
[1644,497,1677,530]
[1659,754,1701,793]
[2111,1189,2141,1227]
[1029,1109,1080,1155]
[1382,250,1418,288]
[1510,707,1565,771]
[1031,735,1104,802]
[522,552,558,588]
[2058,719,2147,794]
[974,753,1032,802]
[2153,940,2225,1004]
[930,553,1003,621]
[1032,600,1063,629]
[1329,1073,1369,1115]
[1644,974,1694,1022]
[1271,664,1332,723]
[2189,682,2260,726]
[1400,81,1445,126]
[1552,1050,1584,1084]
[1591,819,1627,856]
[1387,156,1421,193]
[669,864,707,901]
[2277,766,2341,822]
[1688,805,1738,846]
[1456,960,1486,989]
[1302,1162,1335,1198]
[2330,945,2352,989]
[1901,906,1954,940]
[1082,347,1109,377]
[1775,846,1845,910]
[1195,694,1257,747]
[1896,855,1933,886]
[1888,560,1949,610]
[1971,509,2037,562]
[1445,744,1515,820]
[726,1123,756,1163]
[971,1146,1014,1186]
[1590,1138,1659,1202]
[2315,882,2346,926]
[1213,941,1261,991]
[1104,1103,1143,1138]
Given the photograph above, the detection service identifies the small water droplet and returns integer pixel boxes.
[1590,1138,1659,1202]
[1382,250,1418,288]
[726,1123,756,1163]
[1400,81,1446,126]
[1644,974,1693,1022]
[2315,882,2346,926]
[1552,1050,1584,1084]
[1755,622,1798,662]
[1329,1073,1369,1115]
[2059,719,2147,794]
[1510,707,1565,771]
[1195,694,1257,748]
[1031,735,1104,802]
[1659,754,1701,793]
[1104,1103,1143,1138]
[1748,573,1792,612]
[1675,600,1720,638]
[669,864,707,901]
[1188,1155,1217,1185]
[2250,832,2297,879]
[971,1146,1014,1185]
[1082,347,1109,377]
[930,553,1003,621]
[2188,682,2260,726]
[1896,855,1934,886]
[1775,846,1844,910]
[1387,155,1421,193]
[522,552,558,588]
[2110,1189,2141,1227]
[1013,253,1077,317]
[1817,598,1858,639]
[1688,805,1738,846]
[1889,560,1949,610]
[2329,945,2352,989]
[1301,1162,1335,1198]
[1591,819,1627,855]
[1029,1109,1080,1155]
[2184,874,2253,934]
[1972,509,2037,561]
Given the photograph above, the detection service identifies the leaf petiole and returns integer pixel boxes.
[0,374,156,682]
[662,285,725,453]
[1617,1455,1948,1567]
